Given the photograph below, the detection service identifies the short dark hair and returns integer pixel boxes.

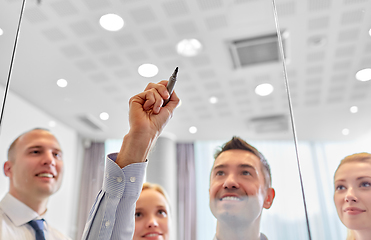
[214,136,272,188]
[7,128,51,162]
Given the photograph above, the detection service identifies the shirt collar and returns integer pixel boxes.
[0,193,41,226]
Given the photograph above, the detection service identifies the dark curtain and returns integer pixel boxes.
[177,143,197,240]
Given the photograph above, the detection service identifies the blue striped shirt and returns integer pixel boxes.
[81,153,147,240]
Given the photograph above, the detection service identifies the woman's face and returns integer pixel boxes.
[334,161,371,231]
[134,189,170,240]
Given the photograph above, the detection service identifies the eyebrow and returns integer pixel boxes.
[335,176,371,182]
[27,145,63,153]
[213,164,256,170]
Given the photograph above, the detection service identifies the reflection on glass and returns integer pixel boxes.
[0,0,313,239]
[275,0,371,239]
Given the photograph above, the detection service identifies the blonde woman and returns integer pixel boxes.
[133,183,171,240]
[334,152,371,240]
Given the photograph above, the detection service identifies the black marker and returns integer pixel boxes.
[162,67,178,107]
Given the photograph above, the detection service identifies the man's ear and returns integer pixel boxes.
[3,161,13,177]
[263,188,275,209]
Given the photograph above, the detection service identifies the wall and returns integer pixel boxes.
[0,85,82,238]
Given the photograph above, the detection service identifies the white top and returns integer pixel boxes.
[0,193,70,240]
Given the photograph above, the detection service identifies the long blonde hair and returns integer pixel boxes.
[334,152,371,240]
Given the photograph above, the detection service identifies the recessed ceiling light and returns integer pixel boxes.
[100,112,109,120]
[0,28,3,36]
[355,68,371,82]
[48,121,56,127]
[176,39,202,57]
[99,14,124,31]
[350,106,358,113]
[57,79,68,88]
[369,28,371,37]
[209,96,218,104]
[255,83,274,96]
[189,126,197,134]
[138,64,159,78]
[342,128,349,136]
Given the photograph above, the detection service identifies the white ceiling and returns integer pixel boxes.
[0,0,370,142]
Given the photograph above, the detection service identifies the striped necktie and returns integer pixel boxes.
[27,219,46,240]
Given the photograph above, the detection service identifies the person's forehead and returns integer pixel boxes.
[137,189,168,208]
[213,149,261,169]
[335,162,371,180]
[17,130,61,150]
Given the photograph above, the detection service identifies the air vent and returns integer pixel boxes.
[248,114,288,133]
[229,32,287,68]
[79,114,106,131]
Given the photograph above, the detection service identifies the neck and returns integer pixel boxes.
[215,219,261,240]
[9,190,48,215]
[354,229,371,240]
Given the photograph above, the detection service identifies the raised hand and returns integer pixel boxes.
[116,80,180,168]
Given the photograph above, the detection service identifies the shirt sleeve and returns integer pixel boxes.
[81,153,147,240]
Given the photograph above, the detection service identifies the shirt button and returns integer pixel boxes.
[116,177,122,182]
[130,177,136,183]
[105,221,110,227]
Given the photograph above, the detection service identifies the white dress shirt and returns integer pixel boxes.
[81,153,147,240]
[213,233,268,240]
[0,193,70,240]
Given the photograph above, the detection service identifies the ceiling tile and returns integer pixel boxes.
[82,0,111,10]
[276,1,296,16]
[172,21,199,35]
[126,49,149,61]
[113,34,140,48]
[24,7,49,24]
[308,16,330,30]
[343,0,367,5]
[130,6,157,25]
[197,0,223,11]
[113,69,132,79]
[340,9,364,25]
[335,45,355,58]
[84,39,110,53]
[69,20,95,37]
[162,0,189,17]
[306,52,325,62]
[306,65,324,75]
[41,28,67,42]
[204,15,228,31]
[197,69,217,79]
[50,1,79,17]
[75,59,99,71]
[89,72,110,83]
[333,60,353,71]
[99,55,123,67]
[338,29,360,43]
[307,0,331,11]
[142,26,167,42]
[60,44,85,58]
[330,74,349,83]
[153,44,177,58]
[190,55,211,67]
